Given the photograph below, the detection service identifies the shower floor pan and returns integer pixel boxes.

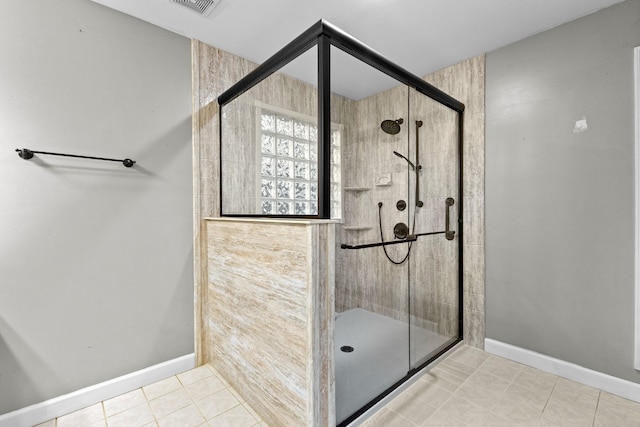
[334,308,451,424]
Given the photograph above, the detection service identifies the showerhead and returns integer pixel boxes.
[381,118,404,135]
[393,151,415,170]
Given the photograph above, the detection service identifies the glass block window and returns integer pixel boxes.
[259,108,341,218]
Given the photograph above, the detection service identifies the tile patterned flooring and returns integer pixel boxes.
[362,345,640,427]
[35,345,640,426]
[34,364,265,427]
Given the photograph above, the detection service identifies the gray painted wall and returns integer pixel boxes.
[0,0,193,413]
[486,0,640,382]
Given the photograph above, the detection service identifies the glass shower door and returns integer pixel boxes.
[332,47,413,423]
[408,88,461,369]
[332,50,463,425]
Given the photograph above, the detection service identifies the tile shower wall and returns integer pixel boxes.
[335,55,485,347]
[206,218,334,427]
[335,84,410,322]
[428,56,486,348]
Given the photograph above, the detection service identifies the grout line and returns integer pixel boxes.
[591,390,601,427]
[535,376,560,426]
[101,400,107,426]
[478,358,521,426]
[386,406,421,427]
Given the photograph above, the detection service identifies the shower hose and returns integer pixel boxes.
[378,202,415,265]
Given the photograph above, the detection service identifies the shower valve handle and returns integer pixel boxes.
[445,197,455,240]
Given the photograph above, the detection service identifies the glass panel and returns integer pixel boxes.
[219,45,317,215]
[408,87,460,370]
[332,45,411,425]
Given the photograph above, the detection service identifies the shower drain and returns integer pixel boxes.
[340,345,354,353]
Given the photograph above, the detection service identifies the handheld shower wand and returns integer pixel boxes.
[393,151,415,170]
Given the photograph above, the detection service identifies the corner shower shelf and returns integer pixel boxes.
[342,225,373,231]
[344,187,371,192]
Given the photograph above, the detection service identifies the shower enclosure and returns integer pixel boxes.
[217,20,463,426]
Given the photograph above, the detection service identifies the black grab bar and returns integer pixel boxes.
[340,230,450,250]
[16,148,135,168]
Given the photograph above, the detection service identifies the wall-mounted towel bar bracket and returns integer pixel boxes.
[16,148,136,168]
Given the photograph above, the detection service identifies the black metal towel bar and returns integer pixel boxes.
[15,148,136,168]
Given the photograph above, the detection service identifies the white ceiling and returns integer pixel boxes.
[91,0,625,99]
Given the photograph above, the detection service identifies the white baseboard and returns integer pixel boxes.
[0,353,195,427]
[485,339,640,403]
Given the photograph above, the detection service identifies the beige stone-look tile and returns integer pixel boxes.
[436,358,476,380]
[57,403,104,426]
[387,391,439,425]
[143,376,183,400]
[33,421,56,427]
[361,408,417,427]
[598,391,640,415]
[503,379,553,406]
[480,412,536,427]
[454,378,504,408]
[420,366,467,392]
[242,403,262,423]
[156,404,206,427]
[429,395,490,425]
[537,417,594,427]
[512,365,557,395]
[476,355,522,382]
[539,389,598,426]
[196,388,241,420]
[79,421,106,427]
[178,365,214,386]
[448,346,489,370]
[148,388,193,418]
[227,385,246,404]
[464,369,512,395]
[184,375,226,401]
[595,395,640,427]
[554,377,600,399]
[402,380,451,407]
[539,378,598,426]
[422,407,471,426]
[486,403,543,426]
[489,383,548,425]
[103,389,147,417]
[207,405,257,427]
[106,402,155,427]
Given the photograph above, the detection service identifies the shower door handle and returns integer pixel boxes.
[445,197,455,240]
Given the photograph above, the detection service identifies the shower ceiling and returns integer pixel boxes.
[91,0,624,99]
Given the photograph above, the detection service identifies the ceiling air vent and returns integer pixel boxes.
[170,0,219,17]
